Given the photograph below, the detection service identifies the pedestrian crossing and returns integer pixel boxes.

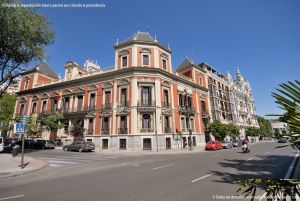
[37,154,118,167]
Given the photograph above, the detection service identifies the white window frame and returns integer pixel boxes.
[142,53,150,66]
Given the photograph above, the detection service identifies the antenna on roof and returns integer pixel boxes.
[116,38,119,45]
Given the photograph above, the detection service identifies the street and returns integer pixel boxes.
[0,141,297,201]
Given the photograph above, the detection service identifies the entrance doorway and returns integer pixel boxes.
[166,138,171,149]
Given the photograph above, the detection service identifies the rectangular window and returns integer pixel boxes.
[199,76,203,86]
[143,54,149,66]
[51,99,58,111]
[163,89,169,107]
[120,88,127,106]
[143,138,152,150]
[31,102,37,114]
[122,56,127,67]
[63,97,69,112]
[88,118,94,134]
[77,96,83,110]
[104,91,111,108]
[102,117,109,129]
[120,116,127,129]
[142,114,151,129]
[162,59,167,70]
[89,93,95,110]
[102,139,108,149]
[24,80,29,90]
[119,139,127,150]
[19,104,25,115]
[181,117,185,130]
[141,86,151,104]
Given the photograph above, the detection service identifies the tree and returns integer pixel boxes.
[0,93,16,135]
[257,116,273,137]
[0,0,55,95]
[208,120,227,140]
[40,113,64,140]
[226,124,240,138]
[245,126,260,137]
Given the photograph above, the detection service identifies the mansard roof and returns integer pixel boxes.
[114,32,171,53]
[22,62,59,79]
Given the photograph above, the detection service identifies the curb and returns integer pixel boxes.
[0,156,49,179]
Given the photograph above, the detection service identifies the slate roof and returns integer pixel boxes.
[176,58,195,72]
[23,62,59,79]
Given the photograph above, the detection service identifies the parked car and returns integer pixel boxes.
[36,140,56,149]
[221,141,233,149]
[232,140,242,147]
[63,141,95,152]
[205,141,222,150]
[278,137,287,143]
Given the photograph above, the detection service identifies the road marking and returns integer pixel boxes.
[265,151,270,154]
[46,160,79,164]
[246,157,254,161]
[151,163,175,171]
[284,150,299,179]
[0,195,25,200]
[258,192,267,201]
[191,174,213,183]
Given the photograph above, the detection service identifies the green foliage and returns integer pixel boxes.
[226,124,240,137]
[271,80,300,133]
[40,113,64,132]
[0,93,16,133]
[257,116,273,137]
[245,126,260,137]
[0,0,55,95]
[236,179,300,201]
[208,120,227,140]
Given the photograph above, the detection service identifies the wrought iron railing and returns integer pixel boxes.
[118,128,128,134]
[140,128,154,133]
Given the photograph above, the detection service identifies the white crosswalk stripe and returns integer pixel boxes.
[38,155,118,167]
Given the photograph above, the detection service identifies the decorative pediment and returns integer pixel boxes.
[62,89,73,96]
[86,113,96,118]
[74,87,85,94]
[32,96,39,101]
[50,91,59,97]
[119,50,129,56]
[140,48,151,53]
[24,76,30,80]
[19,97,26,103]
[42,94,49,99]
[118,79,130,86]
[160,53,168,59]
[88,85,98,91]
[162,81,171,88]
[102,82,113,89]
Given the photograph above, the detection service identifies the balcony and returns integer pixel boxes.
[101,128,110,135]
[164,127,172,133]
[116,102,130,114]
[118,128,128,134]
[162,102,172,115]
[86,129,94,135]
[101,103,113,115]
[140,128,154,133]
[201,110,210,118]
[137,100,156,112]
[178,105,195,116]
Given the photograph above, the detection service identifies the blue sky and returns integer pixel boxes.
[27,0,300,117]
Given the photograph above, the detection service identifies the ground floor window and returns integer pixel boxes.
[166,137,171,149]
[193,136,196,146]
[102,139,108,149]
[143,138,152,150]
[87,139,92,142]
[119,139,127,150]
[182,137,187,148]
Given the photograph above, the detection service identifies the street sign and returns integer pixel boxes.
[22,116,27,125]
[15,123,25,135]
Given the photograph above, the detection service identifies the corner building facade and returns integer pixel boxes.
[14,32,210,150]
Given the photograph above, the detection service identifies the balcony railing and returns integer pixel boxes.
[164,127,172,133]
[140,128,154,133]
[118,101,129,107]
[101,103,113,113]
[162,102,170,108]
[138,100,156,107]
[86,129,94,135]
[178,106,195,115]
[118,128,128,134]
[101,128,110,135]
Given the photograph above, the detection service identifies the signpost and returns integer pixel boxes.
[14,115,27,168]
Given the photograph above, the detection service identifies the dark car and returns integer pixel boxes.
[63,141,95,152]
[36,140,56,149]
[16,139,36,149]
[278,137,287,143]
[232,140,242,147]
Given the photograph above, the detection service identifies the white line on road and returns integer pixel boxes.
[151,163,176,171]
[258,192,267,201]
[284,150,299,179]
[46,160,79,164]
[0,195,25,201]
[246,157,254,161]
[191,174,213,183]
[265,151,270,154]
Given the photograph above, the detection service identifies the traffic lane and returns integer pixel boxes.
[0,142,287,201]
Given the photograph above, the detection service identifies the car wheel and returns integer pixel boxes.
[63,147,68,152]
[79,147,83,152]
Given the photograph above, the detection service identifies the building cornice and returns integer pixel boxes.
[17,67,208,96]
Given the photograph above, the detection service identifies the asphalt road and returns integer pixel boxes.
[0,141,297,201]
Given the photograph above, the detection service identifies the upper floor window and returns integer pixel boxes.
[120,88,127,106]
[199,76,203,86]
[143,54,149,66]
[24,80,29,90]
[162,59,167,70]
[31,102,37,114]
[19,104,25,115]
[41,101,47,113]
[122,56,128,67]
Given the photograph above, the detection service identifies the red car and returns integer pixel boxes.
[205,141,222,150]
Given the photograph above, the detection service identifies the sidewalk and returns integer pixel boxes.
[0,153,48,179]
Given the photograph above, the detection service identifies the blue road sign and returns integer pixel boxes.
[15,123,25,135]
[22,116,27,125]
